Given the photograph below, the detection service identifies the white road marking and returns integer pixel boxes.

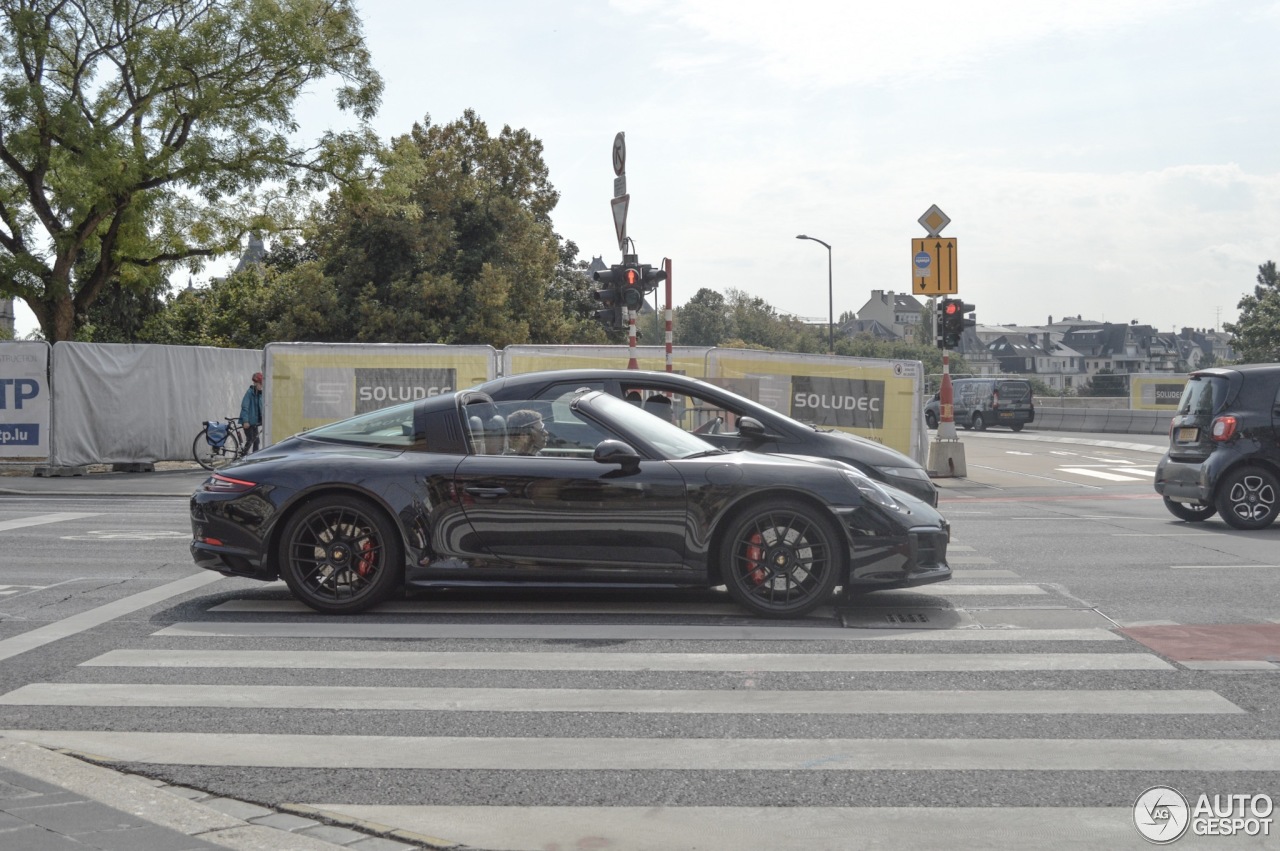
[1,732,1267,769]
[1057,467,1147,482]
[0,512,98,532]
[0,573,223,663]
[79,649,1174,672]
[154,622,1126,641]
[297,805,1138,851]
[2,684,1231,714]
[1171,564,1280,569]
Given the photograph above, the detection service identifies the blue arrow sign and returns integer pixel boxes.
[913,250,932,277]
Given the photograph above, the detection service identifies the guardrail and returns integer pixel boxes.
[1032,406,1171,435]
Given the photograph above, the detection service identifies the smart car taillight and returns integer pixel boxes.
[1211,416,1238,441]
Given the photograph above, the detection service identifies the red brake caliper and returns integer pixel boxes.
[356,539,376,576]
[746,532,766,585]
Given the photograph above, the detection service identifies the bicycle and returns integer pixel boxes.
[192,416,250,471]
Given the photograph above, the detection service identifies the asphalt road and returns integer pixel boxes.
[0,430,1276,851]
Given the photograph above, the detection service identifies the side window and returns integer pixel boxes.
[494,399,613,459]
[629,386,740,436]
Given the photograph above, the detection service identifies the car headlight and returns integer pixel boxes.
[879,465,931,483]
[843,469,904,512]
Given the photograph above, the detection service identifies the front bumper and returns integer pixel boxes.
[846,525,951,590]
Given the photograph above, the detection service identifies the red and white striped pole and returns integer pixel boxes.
[627,308,639,370]
[664,258,673,372]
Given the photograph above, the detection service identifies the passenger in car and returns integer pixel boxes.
[505,409,548,456]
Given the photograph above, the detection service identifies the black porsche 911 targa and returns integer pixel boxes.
[190,388,951,617]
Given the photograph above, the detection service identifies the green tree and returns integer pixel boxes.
[1224,261,1280,363]
[0,0,383,342]
[301,111,583,346]
[674,288,730,346]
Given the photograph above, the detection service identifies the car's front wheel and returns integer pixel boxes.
[971,413,986,431]
[719,499,842,618]
[925,410,938,429]
[278,494,404,613]
[1214,467,1279,530]
[1162,496,1216,522]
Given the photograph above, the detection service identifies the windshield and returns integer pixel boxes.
[302,400,420,447]
[1176,375,1228,416]
[586,392,722,459]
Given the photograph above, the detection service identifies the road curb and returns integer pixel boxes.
[0,737,430,850]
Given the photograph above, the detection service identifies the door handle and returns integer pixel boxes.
[464,486,509,499]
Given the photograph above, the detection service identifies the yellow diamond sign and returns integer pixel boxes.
[918,204,950,237]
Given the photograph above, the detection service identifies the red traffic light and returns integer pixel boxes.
[943,302,960,315]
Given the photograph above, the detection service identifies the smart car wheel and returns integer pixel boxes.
[971,413,986,431]
[720,499,842,618]
[925,410,937,429]
[1214,467,1279,530]
[1162,496,1216,522]
[278,494,404,613]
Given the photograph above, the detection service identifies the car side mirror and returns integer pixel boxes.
[594,439,641,471]
[738,416,770,441]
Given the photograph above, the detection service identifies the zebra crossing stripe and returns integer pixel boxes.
[2,731,1274,770]
[153,622,1126,641]
[297,805,1147,851]
[80,649,1175,672]
[0,684,1240,714]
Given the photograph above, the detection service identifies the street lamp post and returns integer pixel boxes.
[795,234,833,354]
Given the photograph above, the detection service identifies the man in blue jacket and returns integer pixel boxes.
[240,372,263,453]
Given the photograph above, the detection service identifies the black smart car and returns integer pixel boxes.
[1154,364,1280,529]
[476,369,938,506]
[191,389,951,618]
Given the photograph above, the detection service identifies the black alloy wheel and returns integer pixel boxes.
[720,500,842,618]
[971,413,986,431]
[1214,467,1279,530]
[193,428,241,472]
[1162,496,1216,522]
[278,494,404,613]
[925,410,938,430]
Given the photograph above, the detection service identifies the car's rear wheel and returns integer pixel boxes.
[278,494,404,613]
[971,413,986,431]
[925,410,938,429]
[1214,467,1279,530]
[1162,496,1216,522]
[1010,423,1024,432]
[720,499,842,618]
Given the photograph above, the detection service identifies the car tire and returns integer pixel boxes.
[1010,423,1024,432]
[719,499,843,618]
[971,413,986,431]
[1214,467,1280,530]
[278,494,404,614]
[1162,496,1216,522]
[925,411,937,430]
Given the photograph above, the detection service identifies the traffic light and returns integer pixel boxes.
[620,263,645,311]
[640,263,666,292]
[592,265,625,329]
[938,298,975,349]
[939,298,960,348]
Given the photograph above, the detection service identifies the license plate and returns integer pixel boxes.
[1177,427,1199,441]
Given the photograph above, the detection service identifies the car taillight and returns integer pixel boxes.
[991,391,999,410]
[202,473,256,493]
[1210,416,1237,442]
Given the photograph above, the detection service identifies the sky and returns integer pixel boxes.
[14,0,1280,336]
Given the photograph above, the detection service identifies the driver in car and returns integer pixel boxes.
[505,409,548,456]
